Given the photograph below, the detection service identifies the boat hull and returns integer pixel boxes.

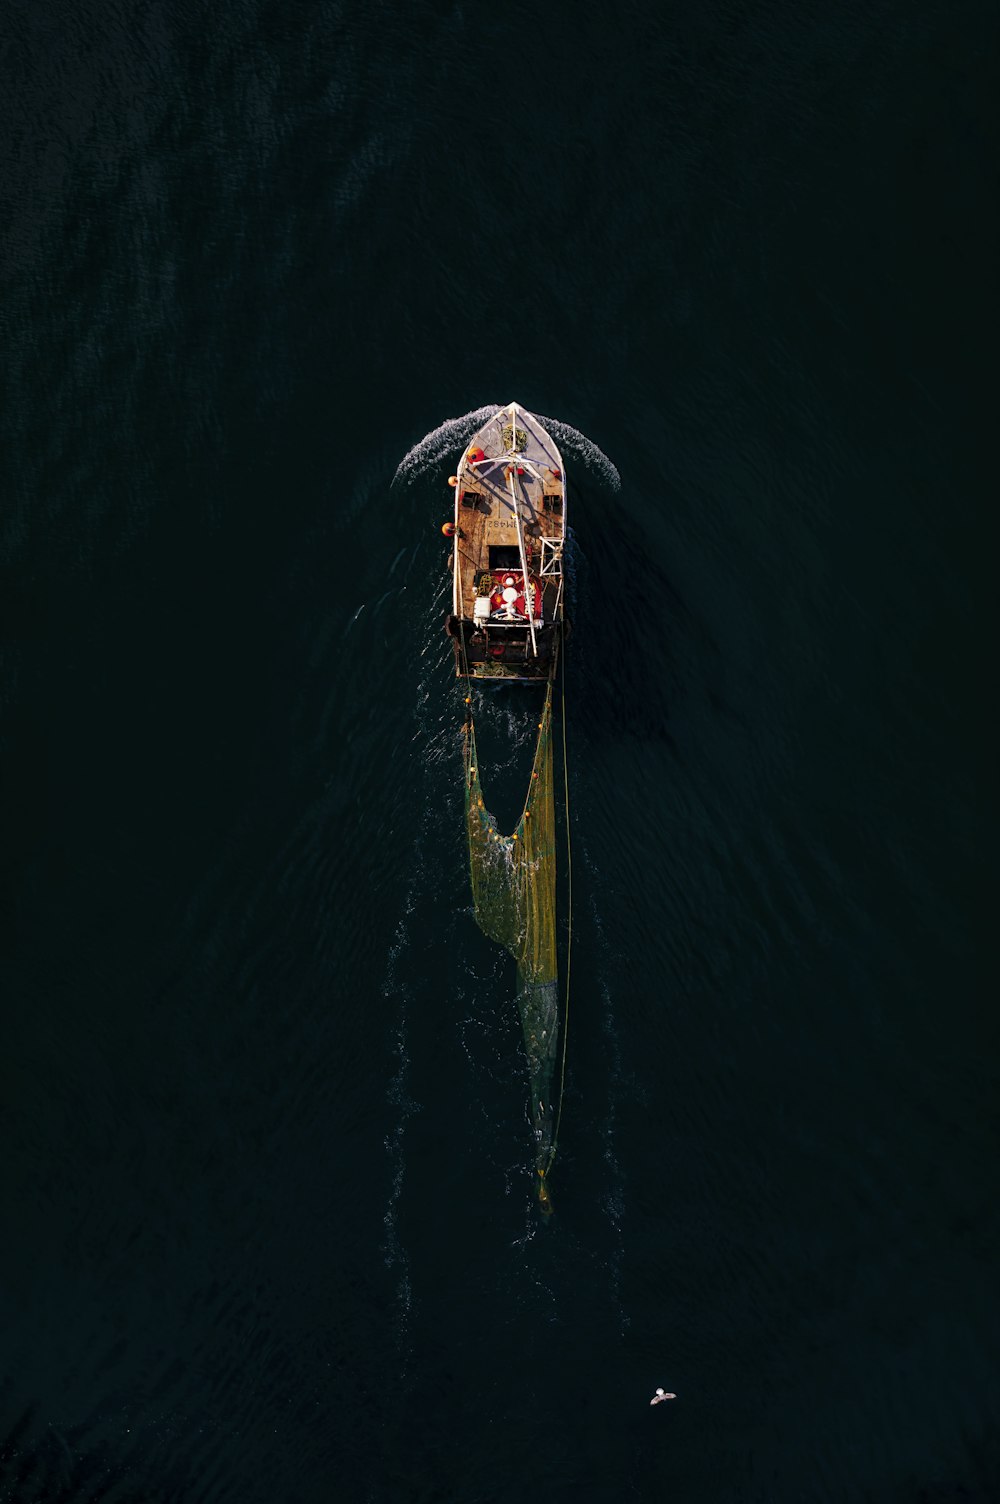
[447,403,567,683]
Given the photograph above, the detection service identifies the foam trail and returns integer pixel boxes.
[379,601,462,1364]
[393,405,503,486]
[382,910,419,1366]
[578,830,630,1335]
[394,405,621,492]
[535,415,621,492]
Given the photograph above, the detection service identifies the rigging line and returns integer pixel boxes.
[458,606,478,781]
[506,465,538,657]
[454,523,474,708]
[542,626,573,1181]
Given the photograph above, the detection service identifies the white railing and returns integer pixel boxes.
[539,536,563,577]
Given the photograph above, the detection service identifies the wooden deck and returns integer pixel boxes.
[447,405,568,681]
[452,406,566,620]
[453,478,563,616]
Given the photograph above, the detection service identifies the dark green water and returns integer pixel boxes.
[1,2,994,1500]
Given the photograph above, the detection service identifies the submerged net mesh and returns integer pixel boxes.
[464,684,559,1209]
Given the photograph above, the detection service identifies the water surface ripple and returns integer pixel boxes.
[1,1,992,1501]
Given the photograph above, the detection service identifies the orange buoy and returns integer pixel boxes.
[467,446,485,462]
[442,521,457,537]
[447,475,458,487]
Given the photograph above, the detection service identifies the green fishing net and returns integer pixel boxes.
[464,684,560,1209]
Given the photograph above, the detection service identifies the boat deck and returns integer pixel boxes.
[447,405,567,681]
[453,408,565,620]
[453,479,563,617]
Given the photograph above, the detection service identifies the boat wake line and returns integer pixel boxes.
[393,404,621,492]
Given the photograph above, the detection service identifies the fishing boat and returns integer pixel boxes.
[445,403,569,1212]
[445,403,566,682]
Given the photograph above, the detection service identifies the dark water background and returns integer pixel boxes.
[2,2,995,1500]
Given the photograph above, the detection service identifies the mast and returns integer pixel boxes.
[507,462,538,657]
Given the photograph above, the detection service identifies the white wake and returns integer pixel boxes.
[393,405,503,486]
[394,404,621,491]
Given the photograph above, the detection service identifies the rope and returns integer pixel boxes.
[538,622,568,1185]
[457,613,474,741]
